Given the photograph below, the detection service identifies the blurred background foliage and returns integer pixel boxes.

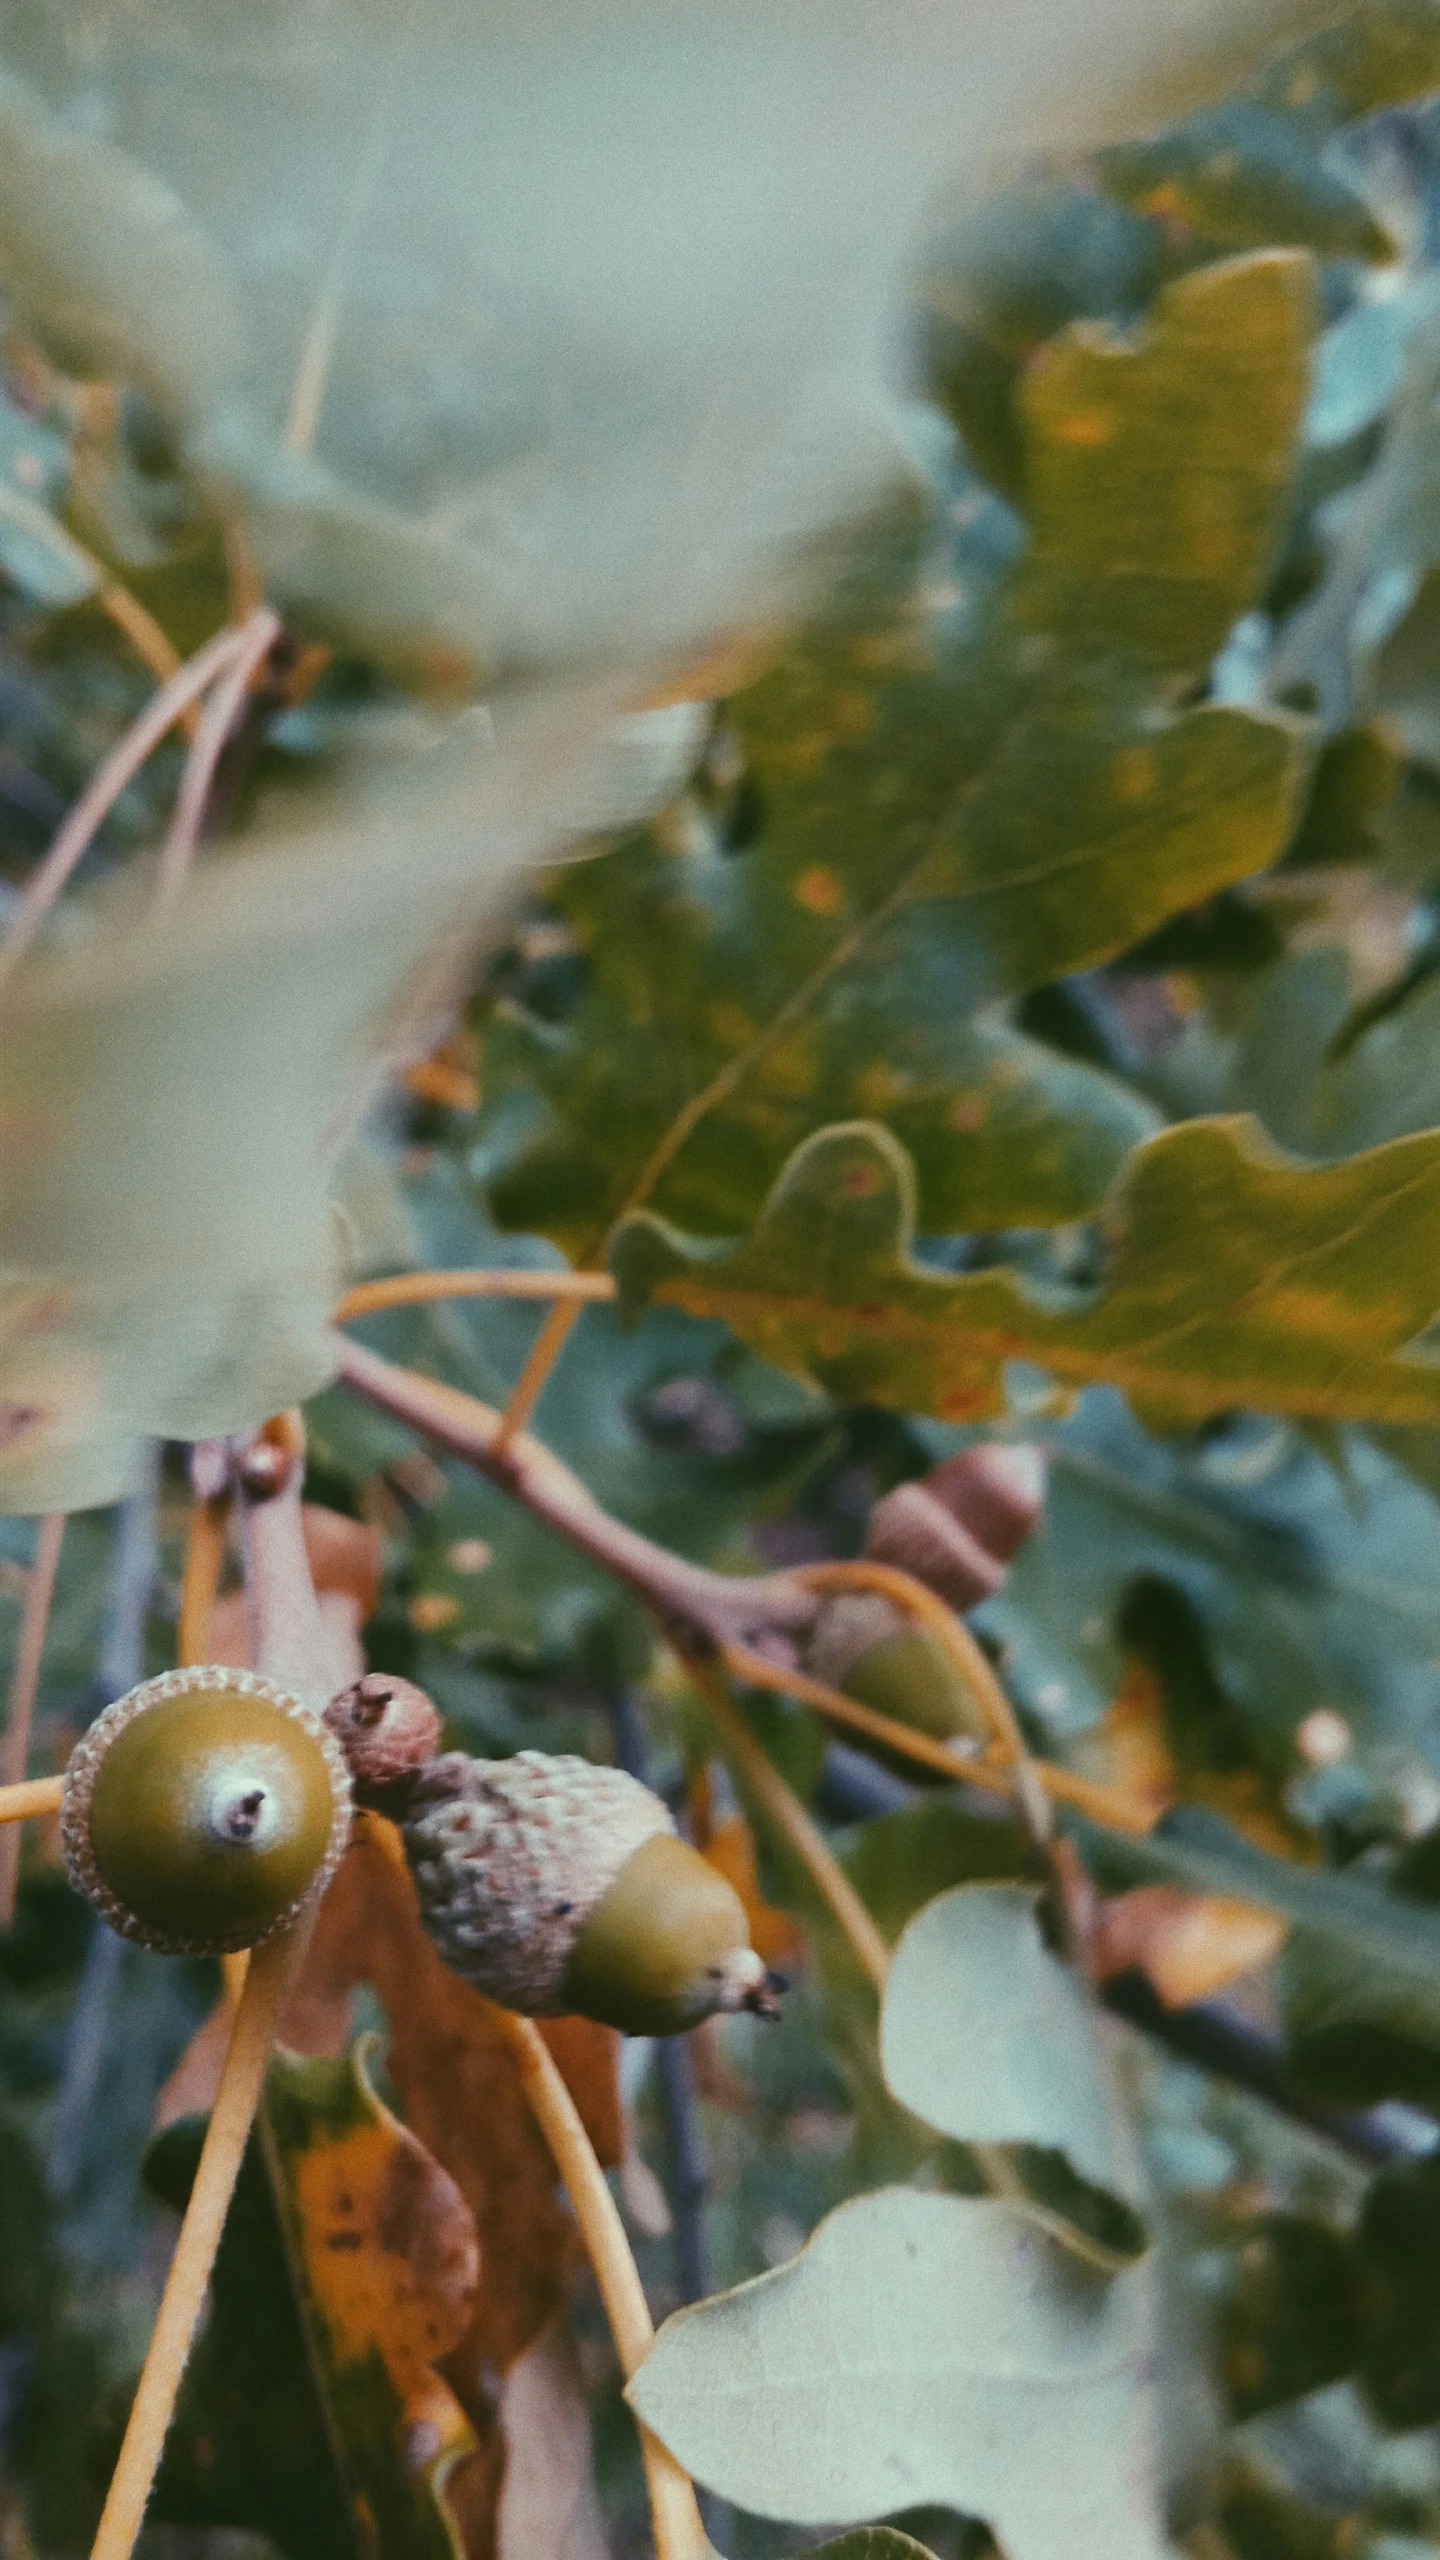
[19,3,1440,2557]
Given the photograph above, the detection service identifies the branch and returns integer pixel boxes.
[333,1337,815,1644]
[232,1415,340,1703]
[498,2010,712,2560]
[0,620,251,988]
[151,606,282,914]
[494,1295,585,1451]
[178,1491,230,1669]
[0,1776,63,1825]
[336,1267,615,1320]
[337,1341,1159,1836]
[1101,1971,1430,2170]
[90,1926,303,2560]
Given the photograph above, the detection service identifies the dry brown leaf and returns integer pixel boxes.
[302,1504,385,1619]
[281,1819,624,2553]
[1074,1661,1178,1825]
[1090,1884,1288,2009]
[688,1775,803,1971]
[153,1991,235,2129]
[155,1811,625,2554]
[273,2044,480,2453]
[494,2315,609,2560]
[1077,1657,1314,1862]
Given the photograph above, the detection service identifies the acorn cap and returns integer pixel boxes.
[401,1749,773,2029]
[401,1750,671,2013]
[863,1482,1006,1610]
[62,1666,352,1956]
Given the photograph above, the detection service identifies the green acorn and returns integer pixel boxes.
[806,1593,990,1767]
[400,1750,780,2035]
[62,1666,352,1955]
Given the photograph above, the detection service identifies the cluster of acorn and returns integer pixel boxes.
[58,1665,780,2036]
[802,1441,1045,1764]
[56,1442,1041,2034]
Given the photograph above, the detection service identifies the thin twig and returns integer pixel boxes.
[178,1494,230,1670]
[335,1340,1154,1829]
[0,1776,62,1825]
[0,622,249,990]
[0,1513,64,1924]
[794,1557,1046,1824]
[678,1646,889,1990]
[721,1636,988,1781]
[335,1267,616,1321]
[0,485,189,707]
[684,1651,1041,2213]
[151,607,282,914]
[721,1638,1157,1834]
[497,2010,711,2560]
[232,1414,339,1704]
[493,1297,584,1454]
[334,1337,815,1644]
[89,1925,303,2560]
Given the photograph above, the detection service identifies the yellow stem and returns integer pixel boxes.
[96,584,194,718]
[721,1637,1157,1836]
[90,1923,302,2560]
[493,1297,585,1453]
[794,1557,1052,1843]
[177,1494,230,1671]
[679,1646,890,1992]
[792,1558,1020,1756]
[721,1636,985,1782]
[1025,1758,1162,1835]
[0,1776,63,1826]
[0,1513,65,1924]
[498,2012,710,2560]
[335,1267,615,1322]
[0,484,190,715]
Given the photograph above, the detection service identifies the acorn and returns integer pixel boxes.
[863,1443,1045,1609]
[61,1666,352,1955]
[323,1672,443,1803]
[805,1593,990,1767]
[400,1750,781,2034]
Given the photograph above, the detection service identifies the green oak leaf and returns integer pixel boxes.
[610,1115,1440,1430]
[148,2039,475,2560]
[1095,0,1440,264]
[484,252,1312,1259]
[985,1390,1440,1766]
[880,1883,1145,2215]
[1014,249,1317,667]
[627,2188,1169,2560]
